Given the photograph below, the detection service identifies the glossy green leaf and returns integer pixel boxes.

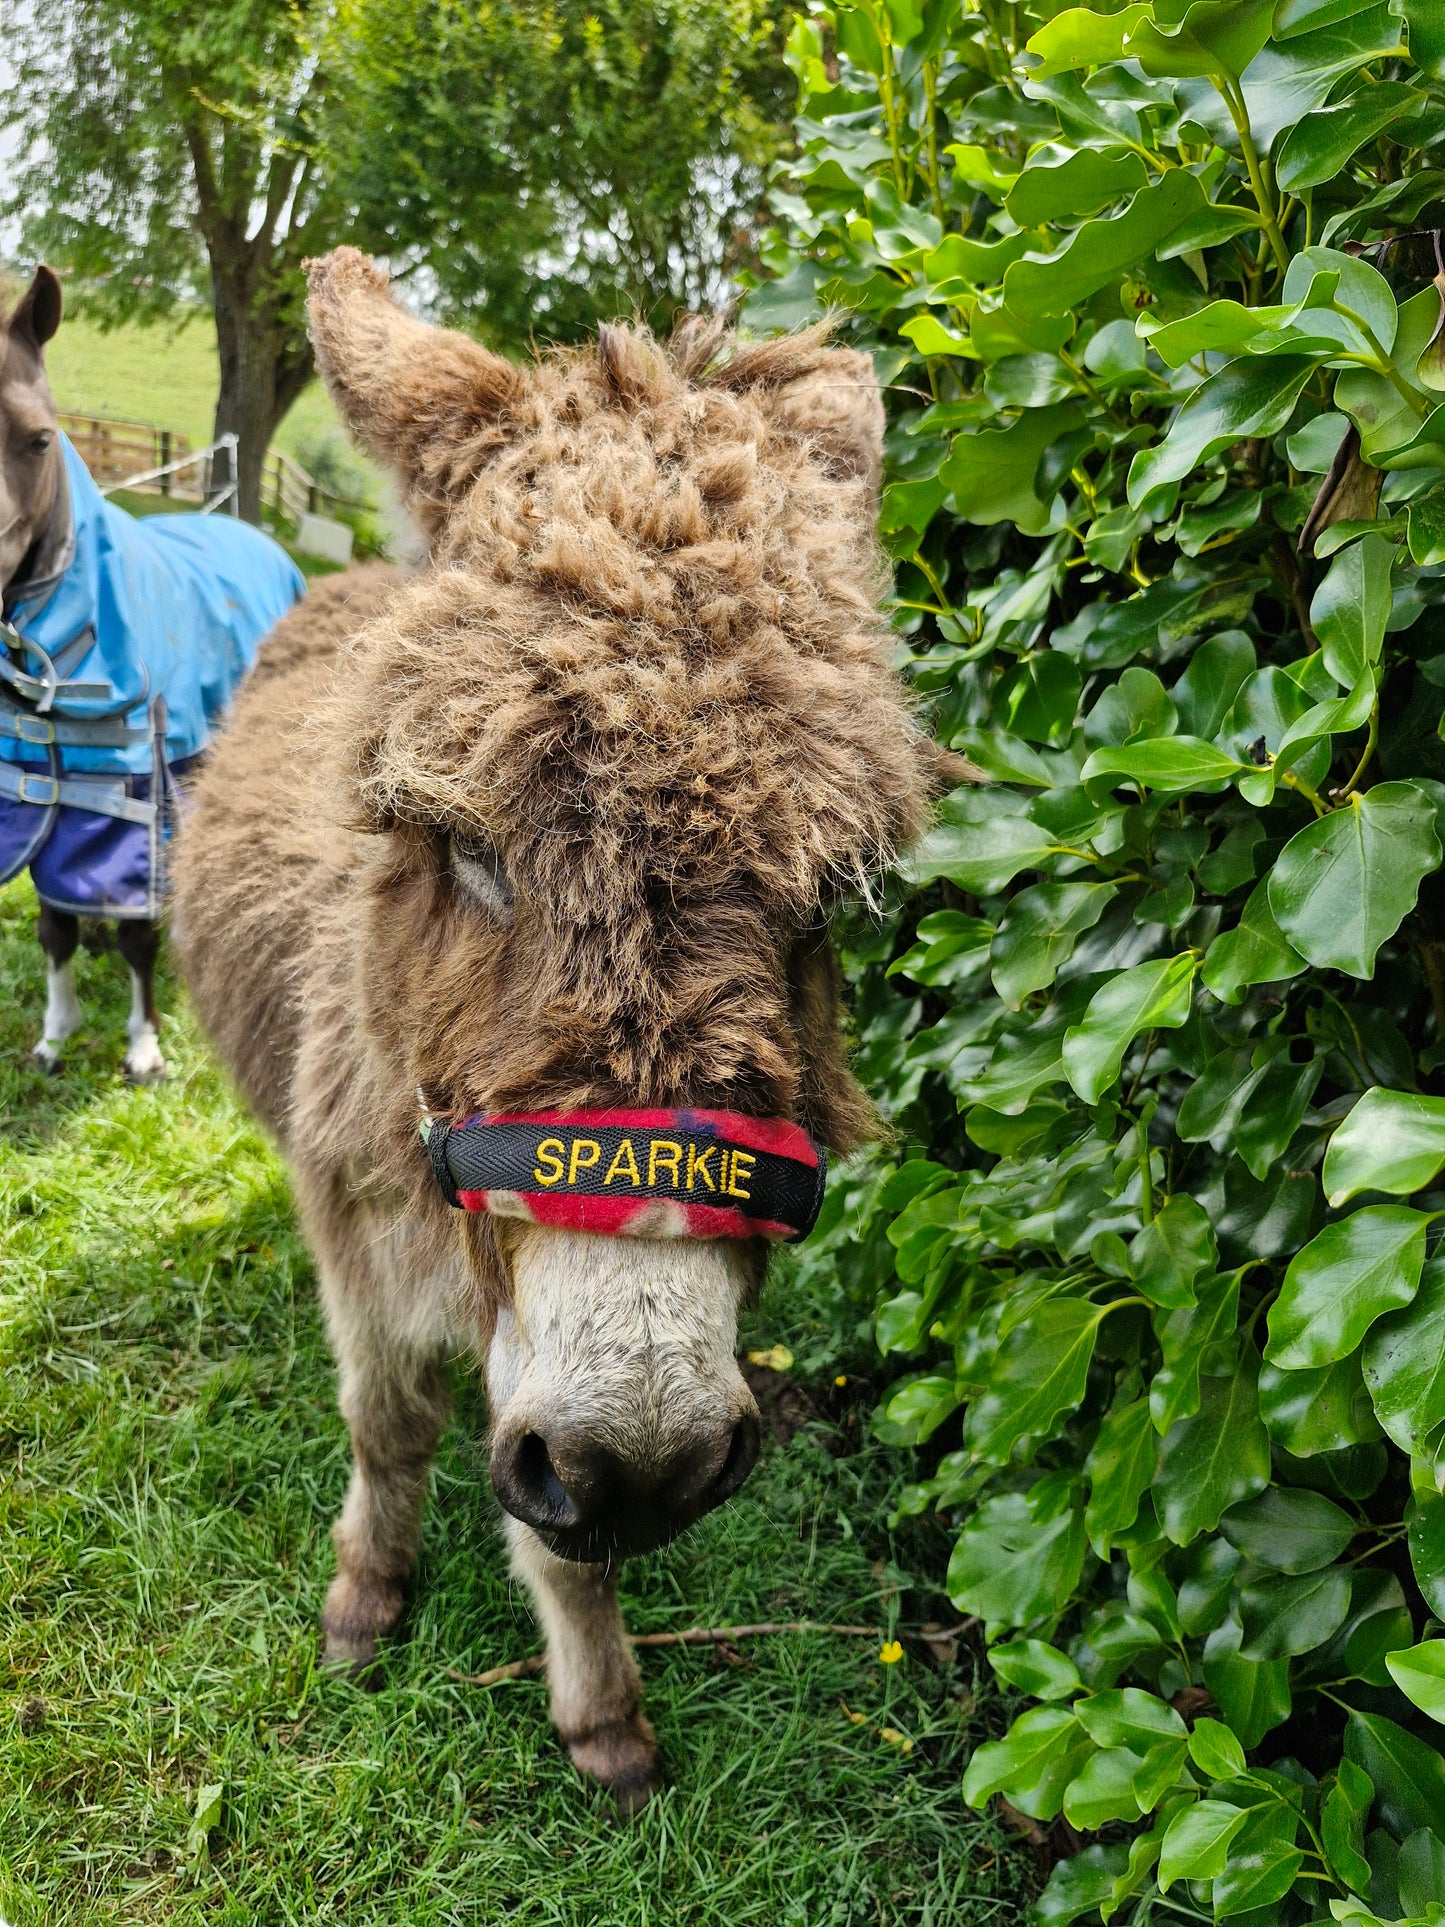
[1127,0,1276,81]
[1084,1396,1157,1553]
[1345,1710,1445,1841]
[1158,1798,1248,1888]
[964,1298,1101,1463]
[1259,1351,1384,1454]
[987,1637,1082,1701]
[1401,0,1445,80]
[1023,6,1151,77]
[1003,171,1206,319]
[1398,1827,1445,1916]
[1266,1207,1428,1370]
[1188,1719,1247,1781]
[1363,1259,1445,1458]
[1154,1367,1271,1543]
[1005,149,1148,227]
[1239,1565,1352,1658]
[904,790,1060,894]
[947,1491,1087,1630]
[1386,1641,1445,1724]
[1202,883,1308,1005]
[1151,1271,1242,1432]
[1203,1619,1293,1748]
[1411,1491,1445,1615]
[1276,82,1422,191]
[962,1704,1095,1819]
[1221,1485,1357,1573]
[1325,1088,1445,1205]
[1128,355,1319,506]
[1268,783,1442,980]
[1080,735,1247,798]
[1129,1194,1217,1309]
[1209,1797,1304,1915]
[1322,1760,1375,1895]
[1310,535,1395,688]
[1062,955,1198,1104]
[940,402,1084,533]
[1034,1845,1132,1927]
[990,882,1116,1010]
[1061,1744,1146,1829]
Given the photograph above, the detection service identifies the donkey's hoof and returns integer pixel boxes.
[31,1043,63,1077]
[567,1715,661,1817]
[321,1573,404,1685]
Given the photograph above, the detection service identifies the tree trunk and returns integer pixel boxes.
[210,267,314,526]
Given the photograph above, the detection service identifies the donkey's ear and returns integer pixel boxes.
[305,249,525,523]
[768,347,885,497]
[9,265,63,352]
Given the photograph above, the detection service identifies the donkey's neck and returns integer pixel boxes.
[3,446,73,614]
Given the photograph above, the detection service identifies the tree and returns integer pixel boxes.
[3,0,363,523]
[332,0,793,348]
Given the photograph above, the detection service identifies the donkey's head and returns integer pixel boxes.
[0,266,63,592]
[306,249,938,1561]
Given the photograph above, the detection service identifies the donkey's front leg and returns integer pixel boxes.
[507,1517,659,1813]
[319,1267,453,1675]
[33,904,82,1073]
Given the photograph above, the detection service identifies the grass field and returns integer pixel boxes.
[0,877,1035,1926]
[44,312,377,503]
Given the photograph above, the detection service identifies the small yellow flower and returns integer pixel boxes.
[834,1374,848,1387]
[880,1726,914,1755]
[879,1639,904,1665]
[745,1344,794,1372]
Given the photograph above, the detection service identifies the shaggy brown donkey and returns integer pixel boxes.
[174,248,941,1810]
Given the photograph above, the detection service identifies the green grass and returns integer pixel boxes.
[0,876,1034,1926]
[45,312,350,472]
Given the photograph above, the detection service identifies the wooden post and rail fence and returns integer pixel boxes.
[57,411,368,534]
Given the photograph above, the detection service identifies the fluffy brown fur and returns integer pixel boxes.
[173,250,941,1806]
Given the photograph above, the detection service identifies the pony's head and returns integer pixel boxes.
[0,266,62,593]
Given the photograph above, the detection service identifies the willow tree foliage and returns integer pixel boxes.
[751,2,1445,1918]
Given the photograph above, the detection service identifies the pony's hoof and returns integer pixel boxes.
[31,1043,63,1077]
[123,1038,167,1085]
[566,1715,661,1817]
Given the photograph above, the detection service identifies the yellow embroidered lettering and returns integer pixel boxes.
[534,1138,566,1187]
[604,1138,641,1187]
[568,1138,602,1184]
[648,1139,683,1188]
[728,1149,756,1200]
[686,1143,716,1192]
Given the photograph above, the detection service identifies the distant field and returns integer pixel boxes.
[45,311,376,500]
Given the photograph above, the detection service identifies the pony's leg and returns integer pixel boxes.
[33,903,81,1073]
[116,918,166,1083]
[506,1516,659,1814]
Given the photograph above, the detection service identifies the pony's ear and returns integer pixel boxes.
[8,265,63,352]
[304,249,526,527]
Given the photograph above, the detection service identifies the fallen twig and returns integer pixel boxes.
[443,1617,976,1689]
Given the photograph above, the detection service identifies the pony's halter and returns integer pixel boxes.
[420,1103,827,1244]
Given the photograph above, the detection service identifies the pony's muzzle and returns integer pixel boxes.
[489,1403,761,1559]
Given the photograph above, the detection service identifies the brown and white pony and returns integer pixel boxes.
[0,268,167,1080]
[174,249,942,1810]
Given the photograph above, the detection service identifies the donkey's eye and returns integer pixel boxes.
[28,432,52,456]
[448,832,514,922]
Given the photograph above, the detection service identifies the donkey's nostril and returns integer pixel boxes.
[709,1413,760,1505]
[491,1428,581,1532]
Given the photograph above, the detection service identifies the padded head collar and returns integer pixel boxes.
[422,1106,827,1243]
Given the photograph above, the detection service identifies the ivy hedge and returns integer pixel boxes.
[747,1,1445,1921]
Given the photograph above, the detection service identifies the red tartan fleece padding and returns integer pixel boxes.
[424,1106,828,1243]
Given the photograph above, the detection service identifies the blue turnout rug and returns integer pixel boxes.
[0,434,304,917]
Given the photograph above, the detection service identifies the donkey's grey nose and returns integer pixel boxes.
[489,1408,761,1556]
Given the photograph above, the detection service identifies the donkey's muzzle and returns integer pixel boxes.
[489,1407,761,1559]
